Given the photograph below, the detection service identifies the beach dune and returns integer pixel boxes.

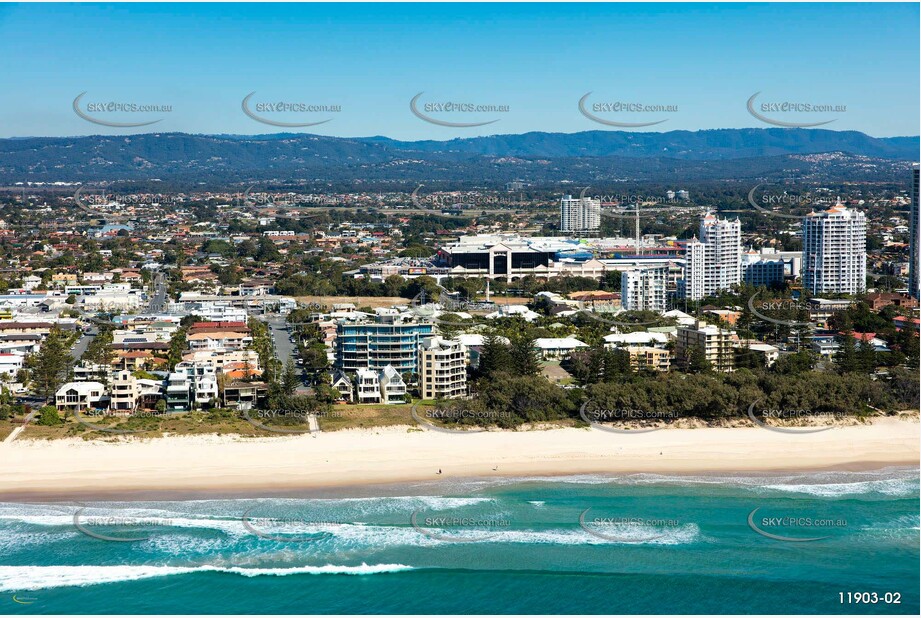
[2,417,917,498]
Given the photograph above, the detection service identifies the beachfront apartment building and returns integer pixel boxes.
[419,336,468,400]
[621,266,668,312]
[560,194,601,234]
[675,320,736,373]
[624,346,672,372]
[679,212,742,300]
[335,316,434,375]
[802,203,867,295]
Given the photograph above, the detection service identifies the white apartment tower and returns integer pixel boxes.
[621,267,668,312]
[680,212,742,300]
[802,202,867,295]
[560,194,601,234]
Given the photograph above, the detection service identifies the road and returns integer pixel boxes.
[70,326,96,363]
[263,315,310,395]
[146,273,168,313]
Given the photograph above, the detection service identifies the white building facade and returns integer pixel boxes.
[802,203,867,295]
[680,212,742,300]
[560,195,601,234]
[621,266,668,312]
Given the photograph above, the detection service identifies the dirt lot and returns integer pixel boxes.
[296,295,411,309]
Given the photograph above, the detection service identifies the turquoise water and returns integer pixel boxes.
[1,468,918,614]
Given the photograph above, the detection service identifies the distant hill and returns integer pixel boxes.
[0,129,916,185]
[363,128,919,160]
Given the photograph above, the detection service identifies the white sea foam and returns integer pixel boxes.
[0,563,415,592]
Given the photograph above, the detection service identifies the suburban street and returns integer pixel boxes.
[146,272,167,313]
[263,314,310,395]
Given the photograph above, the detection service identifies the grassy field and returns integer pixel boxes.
[8,410,298,441]
[317,403,416,432]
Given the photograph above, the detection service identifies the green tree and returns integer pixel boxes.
[25,327,72,401]
[37,405,63,426]
[167,327,188,370]
[477,334,512,379]
[510,334,541,377]
[281,358,300,395]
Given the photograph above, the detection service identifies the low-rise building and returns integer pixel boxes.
[55,381,106,413]
[676,320,736,373]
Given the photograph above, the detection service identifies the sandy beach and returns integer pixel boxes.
[2,416,918,499]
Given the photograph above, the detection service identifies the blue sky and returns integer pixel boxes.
[0,2,917,139]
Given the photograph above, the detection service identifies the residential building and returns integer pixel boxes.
[679,212,742,300]
[624,346,672,372]
[742,255,788,288]
[419,336,468,400]
[55,381,106,413]
[165,372,192,411]
[560,194,601,234]
[533,337,589,359]
[0,353,23,378]
[379,365,407,404]
[330,370,354,402]
[110,370,140,411]
[802,203,867,295]
[335,316,434,374]
[355,368,381,404]
[676,319,736,373]
[223,380,268,409]
[621,266,668,312]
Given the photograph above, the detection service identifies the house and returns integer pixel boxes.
[379,365,407,404]
[330,370,354,402]
[110,370,140,411]
[55,381,107,413]
[223,380,268,409]
[532,337,589,360]
[355,368,381,404]
[0,353,24,378]
[165,372,192,411]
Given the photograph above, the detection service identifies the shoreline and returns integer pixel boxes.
[2,416,917,501]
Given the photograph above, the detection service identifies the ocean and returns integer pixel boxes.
[1,467,918,614]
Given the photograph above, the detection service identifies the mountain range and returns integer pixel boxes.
[0,128,916,185]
